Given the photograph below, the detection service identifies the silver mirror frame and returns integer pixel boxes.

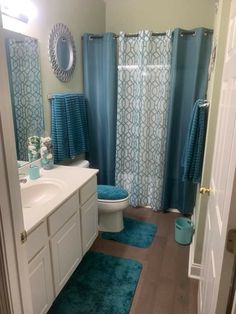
[48,23,76,82]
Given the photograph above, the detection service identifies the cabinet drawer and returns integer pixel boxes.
[27,221,48,262]
[80,176,97,205]
[48,193,79,236]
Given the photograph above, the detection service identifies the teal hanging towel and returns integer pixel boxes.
[182,99,209,183]
[50,93,89,163]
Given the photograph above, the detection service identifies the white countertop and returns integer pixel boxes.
[22,165,98,233]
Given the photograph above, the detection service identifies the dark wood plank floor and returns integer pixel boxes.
[91,207,198,314]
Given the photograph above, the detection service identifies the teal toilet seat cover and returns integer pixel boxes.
[97,185,129,200]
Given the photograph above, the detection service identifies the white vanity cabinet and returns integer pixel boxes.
[26,172,98,314]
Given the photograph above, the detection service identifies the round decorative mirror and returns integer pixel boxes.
[48,23,76,82]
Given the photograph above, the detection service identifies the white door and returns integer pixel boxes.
[198,0,236,313]
[0,16,33,314]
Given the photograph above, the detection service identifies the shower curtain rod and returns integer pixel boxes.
[82,32,167,40]
[180,30,213,36]
[114,32,167,38]
[82,30,213,40]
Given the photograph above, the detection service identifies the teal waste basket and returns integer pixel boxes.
[175,217,194,245]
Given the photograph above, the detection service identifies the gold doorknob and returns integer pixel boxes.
[200,187,211,195]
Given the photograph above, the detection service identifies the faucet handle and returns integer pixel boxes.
[19,173,27,184]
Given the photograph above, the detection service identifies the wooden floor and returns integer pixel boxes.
[91,207,198,314]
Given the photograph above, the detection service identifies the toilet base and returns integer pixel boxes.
[98,211,124,232]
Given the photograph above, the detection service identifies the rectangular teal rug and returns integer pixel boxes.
[102,217,157,248]
[48,251,142,314]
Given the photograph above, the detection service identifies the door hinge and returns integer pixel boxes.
[226,229,236,254]
[20,230,27,244]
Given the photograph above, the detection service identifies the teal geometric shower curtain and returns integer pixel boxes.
[115,31,172,211]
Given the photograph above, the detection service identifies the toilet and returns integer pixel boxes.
[97,185,129,232]
[68,159,90,168]
[69,159,129,232]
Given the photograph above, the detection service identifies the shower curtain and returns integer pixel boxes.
[115,31,172,210]
[6,38,44,161]
[161,28,213,214]
[83,33,117,185]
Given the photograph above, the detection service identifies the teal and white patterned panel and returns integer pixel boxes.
[115,31,172,211]
[6,37,44,161]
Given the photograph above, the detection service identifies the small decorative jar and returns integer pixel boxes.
[28,136,41,162]
[28,165,40,180]
[40,137,54,170]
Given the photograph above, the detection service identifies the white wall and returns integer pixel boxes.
[105,0,215,33]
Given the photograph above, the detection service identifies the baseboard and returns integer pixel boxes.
[189,261,201,279]
[188,235,201,279]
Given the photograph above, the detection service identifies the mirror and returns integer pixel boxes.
[4,30,45,164]
[48,23,76,82]
[56,36,71,70]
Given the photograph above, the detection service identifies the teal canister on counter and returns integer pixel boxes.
[28,165,40,180]
[175,217,194,245]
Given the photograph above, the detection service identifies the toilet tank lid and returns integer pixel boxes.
[97,185,129,200]
[70,160,89,168]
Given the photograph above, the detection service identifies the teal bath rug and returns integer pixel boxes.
[102,217,157,248]
[48,251,142,314]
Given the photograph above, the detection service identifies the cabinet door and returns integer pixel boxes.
[80,176,97,205]
[28,245,54,314]
[81,194,98,254]
[51,213,82,296]
[27,221,48,262]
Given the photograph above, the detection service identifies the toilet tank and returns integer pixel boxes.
[69,159,90,168]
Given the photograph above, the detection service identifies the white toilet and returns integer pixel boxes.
[69,159,129,232]
[69,159,90,168]
[97,185,129,232]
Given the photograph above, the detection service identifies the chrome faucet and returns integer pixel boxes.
[19,178,27,184]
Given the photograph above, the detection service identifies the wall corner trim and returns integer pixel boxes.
[188,238,202,280]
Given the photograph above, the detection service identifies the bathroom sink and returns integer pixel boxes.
[21,180,65,209]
